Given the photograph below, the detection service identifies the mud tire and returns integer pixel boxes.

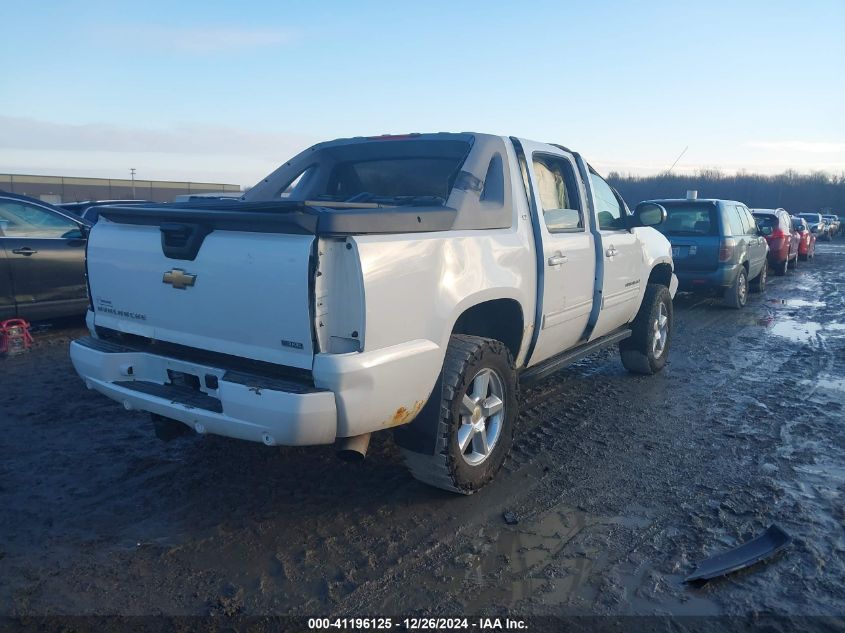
[620,283,672,375]
[400,335,518,495]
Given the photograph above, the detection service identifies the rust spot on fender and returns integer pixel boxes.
[386,400,426,427]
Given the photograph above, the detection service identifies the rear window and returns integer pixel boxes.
[327,157,462,201]
[792,219,804,230]
[753,214,777,235]
[655,202,719,236]
[282,139,473,205]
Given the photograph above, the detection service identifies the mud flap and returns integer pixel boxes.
[685,524,791,584]
[392,372,443,455]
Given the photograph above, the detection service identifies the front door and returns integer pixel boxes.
[518,141,596,366]
[586,169,643,339]
[0,199,88,320]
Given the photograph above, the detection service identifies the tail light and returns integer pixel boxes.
[770,228,786,239]
[719,238,736,262]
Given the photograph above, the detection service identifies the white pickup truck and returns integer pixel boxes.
[70,133,677,493]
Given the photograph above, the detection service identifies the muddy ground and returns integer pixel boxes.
[1,243,844,621]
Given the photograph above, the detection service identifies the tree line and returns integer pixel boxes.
[607,170,845,213]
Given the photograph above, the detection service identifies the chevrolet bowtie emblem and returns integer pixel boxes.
[162,268,197,289]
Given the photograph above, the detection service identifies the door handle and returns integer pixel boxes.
[548,254,568,266]
[12,247,38,256]
[605,246,618,258]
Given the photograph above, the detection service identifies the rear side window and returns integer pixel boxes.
[724,206,747,236]
[532,154,582,232]
[740,207,758,236]
[655,202,718,236]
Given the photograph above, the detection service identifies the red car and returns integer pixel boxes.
[792,216,816,261]
[752,208,799,275]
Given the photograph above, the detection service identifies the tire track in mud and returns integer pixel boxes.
[3,244,845,616]
[329,244,845,616]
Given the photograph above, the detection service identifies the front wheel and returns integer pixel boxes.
[401,334,518,494]
[620,283,673,375]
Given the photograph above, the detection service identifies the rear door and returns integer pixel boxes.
[0,198,88,320]
[517,140,596,364]
[738,205,767,276]
[586,169,642,339]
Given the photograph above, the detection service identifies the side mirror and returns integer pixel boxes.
[632,202,667,227]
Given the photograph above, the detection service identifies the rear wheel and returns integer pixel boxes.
[751,262,767,293]
[620,283,672,375]
[724,267,748,309]
[401,334,518,494]
[775,257,788,276]
[789,254,798,270]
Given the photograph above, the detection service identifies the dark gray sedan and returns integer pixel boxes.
[0,192,90,321]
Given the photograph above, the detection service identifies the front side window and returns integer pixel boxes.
[0,201,78,238]
[532,154,582,232]
[589,170,626,230]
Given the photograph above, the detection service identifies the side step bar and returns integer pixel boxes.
[520,328,631,385]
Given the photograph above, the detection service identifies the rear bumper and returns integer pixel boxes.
[675,265,738,290]
[70,338,337,446]
[70,334,443,446]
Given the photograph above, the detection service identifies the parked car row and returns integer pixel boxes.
[651,193,825,309]
[1,183,839,323]
[797,212,838,242]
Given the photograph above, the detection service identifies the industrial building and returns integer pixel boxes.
[0,173,241,204]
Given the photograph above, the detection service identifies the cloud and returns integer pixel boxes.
[0,116,318,185]
[745,141,845,154]
[95,24,296,53]
[0,116,315,159]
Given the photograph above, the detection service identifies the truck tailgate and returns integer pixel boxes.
[87,220,315,369]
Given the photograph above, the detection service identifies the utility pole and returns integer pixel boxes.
[130,168,136,199]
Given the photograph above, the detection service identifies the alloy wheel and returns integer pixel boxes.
[457,368,505,466]
[652,302,669,358]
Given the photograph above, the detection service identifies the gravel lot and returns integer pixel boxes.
[1,243,844,619]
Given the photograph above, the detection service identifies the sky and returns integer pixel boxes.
[1,0,844,187]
